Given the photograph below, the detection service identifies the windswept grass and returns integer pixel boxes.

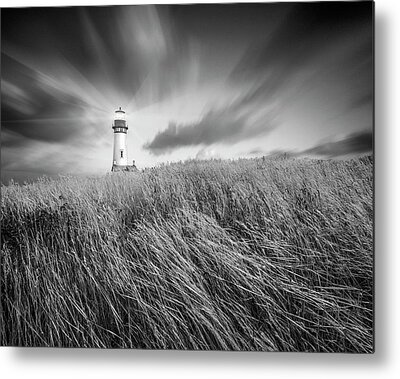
[0,156,373,351]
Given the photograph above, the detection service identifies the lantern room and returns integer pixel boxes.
[112,107,128,133]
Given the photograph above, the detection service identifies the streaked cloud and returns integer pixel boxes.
[144,105,276,155]
[302,130,373,158]
[247,130,373,159]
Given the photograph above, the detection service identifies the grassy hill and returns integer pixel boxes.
[0,156,373,351]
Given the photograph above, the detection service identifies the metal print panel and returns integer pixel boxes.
[0,1,374,352]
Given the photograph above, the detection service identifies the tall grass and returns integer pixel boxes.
[0,156,373,351]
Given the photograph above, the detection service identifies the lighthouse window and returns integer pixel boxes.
[120,150,124,158]
[114,127,127,133]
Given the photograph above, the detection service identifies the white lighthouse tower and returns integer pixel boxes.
[111,107,137,172]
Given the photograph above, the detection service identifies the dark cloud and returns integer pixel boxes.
[247,148,266,156]
[144,107,276,155]
[0,170,57,186]
[347,93,373,112]
[2,119,84,146]
[245,130,373,160]
[302,130,373,158]
[1,137,92,185]
[229,2,373,111]
[1,54,94,144]
[231,2,372,82]
[2,130,32,149]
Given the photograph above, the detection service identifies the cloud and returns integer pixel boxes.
[231,2,372,82]
[144,106,276,155]
[346,93,373,113]
[1,80,37,116]
[2,119,85,146]
[1,52,116,151]
[302,130,372,158]
[1,54,95,143]
[229,2,373,115]
[247,148,266,156]
[1,139,79,185]
[245,130,372,160]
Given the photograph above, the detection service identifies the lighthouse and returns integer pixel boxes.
[111,107,137,172]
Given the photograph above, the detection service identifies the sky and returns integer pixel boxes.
[1,2,373,184]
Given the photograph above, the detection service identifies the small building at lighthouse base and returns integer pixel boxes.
[111,160,138,172]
